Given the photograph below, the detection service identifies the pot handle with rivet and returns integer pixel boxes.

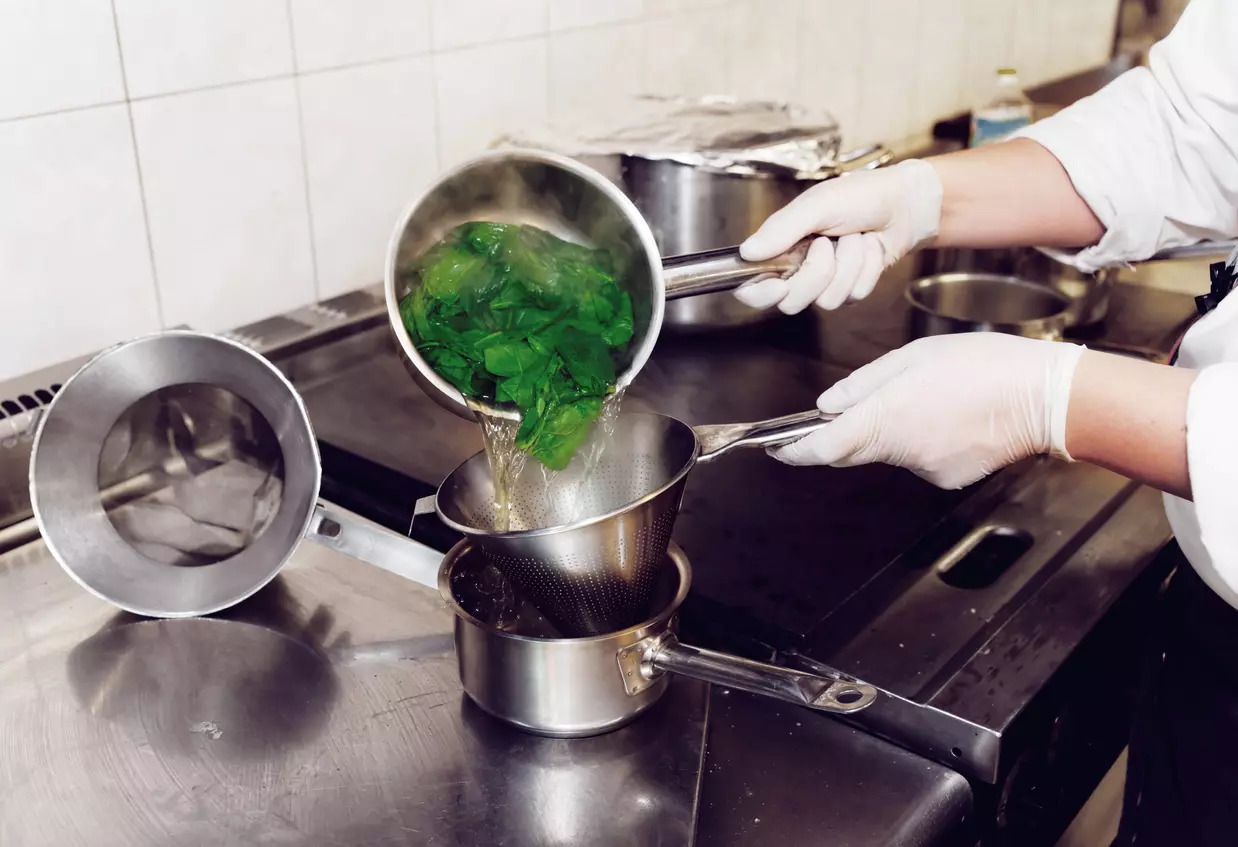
[618,632,877,715]
[305,502,441,589]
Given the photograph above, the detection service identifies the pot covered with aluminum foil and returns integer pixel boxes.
[497,95,893,331]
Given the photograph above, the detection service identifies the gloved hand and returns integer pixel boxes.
[772,333,1086,489]
[734,159,944,313]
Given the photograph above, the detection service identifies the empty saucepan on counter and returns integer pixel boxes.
[914,246,1116,328]
[440,538,876,737]
[384,148,813,422]
[906,272,1074,340]
[30,330,443,617]
[416,408,834,638]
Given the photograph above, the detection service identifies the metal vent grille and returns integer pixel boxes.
[0,383,60,421]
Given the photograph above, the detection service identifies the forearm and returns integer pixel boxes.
[928,138,1105,250]
[1065,350,1195,500]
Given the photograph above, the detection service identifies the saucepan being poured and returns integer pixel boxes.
[383,148,810,426]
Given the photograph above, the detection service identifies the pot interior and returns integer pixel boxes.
[908,273,1070,324]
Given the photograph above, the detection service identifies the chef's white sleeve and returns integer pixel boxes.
[1163,291,1238,607]
[1165,361,1238,607]
[1011,0,1238,272]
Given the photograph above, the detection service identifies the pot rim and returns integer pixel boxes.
[437,538,693,645]
[434,411,702,541]
[382,147,667,423]
[905,272,1072,334]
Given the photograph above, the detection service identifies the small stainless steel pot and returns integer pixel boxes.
[914,246,1113,328]
[906,273,1073,340]
[439,539,877,738]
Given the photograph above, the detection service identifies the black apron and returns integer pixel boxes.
[1113,261,1238,845]
[1114,545,1238,845]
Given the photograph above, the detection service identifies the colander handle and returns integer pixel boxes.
[661,239,814,300]
[639,633,877,715]
[693,409,836,463]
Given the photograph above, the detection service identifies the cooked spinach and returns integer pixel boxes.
[399,222,634,470]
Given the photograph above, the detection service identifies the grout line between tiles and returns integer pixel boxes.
[0,14,674,130]
[544,10,554,128]
[293,49,434,79]
[108,0,165,328]
[285,0,322,303]
[125,70,299,105]
[0,99,129,127]
[426,0,445,169]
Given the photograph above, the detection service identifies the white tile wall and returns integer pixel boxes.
[289,0,432,72]
[131,79,315,332]
[435,38,549,166]
[0,106,159,382]
[857,0,925,145]
[113,0,294,98]
[0,1,126,121]
[724,0,802,103]
[0,0,1124,379]
[430,0,547,51]
[642,11,731,98]
[549,0,644,31]
[797,0,867,141]
[300,58,439,299]
[549,22,647,124]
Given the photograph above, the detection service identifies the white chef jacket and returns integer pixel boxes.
[1012,0,1238,609]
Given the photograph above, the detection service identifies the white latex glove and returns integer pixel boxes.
[734,159,944,313]
[772,334,1087,489]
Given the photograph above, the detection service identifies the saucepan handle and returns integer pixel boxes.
[637,633,877,715]
[661,239,814,300]
[306,502,441,590]
[835,142,895,173]
[692,409,835,463]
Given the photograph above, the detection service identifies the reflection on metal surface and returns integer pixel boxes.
[96,382,286,568]
[694,687,975,847]
[67,613,338,760]
[0,528,707,846]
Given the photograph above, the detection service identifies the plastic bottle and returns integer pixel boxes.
[969,68,1033,147]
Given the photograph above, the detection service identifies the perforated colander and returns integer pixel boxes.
[423,409,832,637]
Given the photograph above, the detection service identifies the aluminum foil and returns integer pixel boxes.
[492,94,844,179]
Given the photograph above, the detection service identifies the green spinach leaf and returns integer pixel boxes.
[398,221,633,469]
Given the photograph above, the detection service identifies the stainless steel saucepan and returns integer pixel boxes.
[906,272,1073,340]
[384,148,811,422]
[30,330,442,617]
[440,538,877,738]
[418,409,834,638]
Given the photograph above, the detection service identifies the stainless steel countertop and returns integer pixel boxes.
[0,514,976,846]
[0,527,709,846]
